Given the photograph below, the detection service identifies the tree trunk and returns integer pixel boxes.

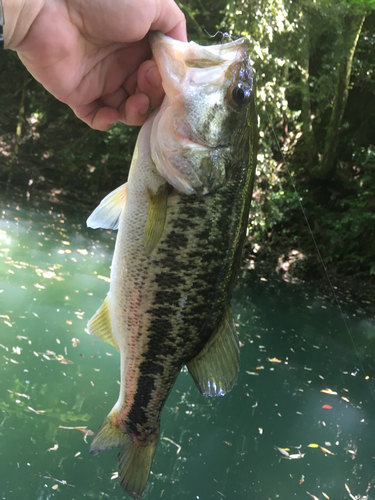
[300,26,318,167]
[8,72,28,184]
[317,14,365,179]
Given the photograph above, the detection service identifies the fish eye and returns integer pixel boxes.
[227,82,251,109]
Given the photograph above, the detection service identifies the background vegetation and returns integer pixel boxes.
[1,0,374,295]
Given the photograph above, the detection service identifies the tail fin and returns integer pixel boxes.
[118,433,158,499]
[89,413,159,499]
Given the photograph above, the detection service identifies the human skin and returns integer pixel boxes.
[3,0,186,130]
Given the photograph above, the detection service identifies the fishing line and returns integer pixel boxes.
[266,112,375,403]
[203,29,232,44]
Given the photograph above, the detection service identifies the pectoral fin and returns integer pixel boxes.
[187,307,240,397]
[87,296,117,349]
[87,183,128,230]
[143,184,170,257]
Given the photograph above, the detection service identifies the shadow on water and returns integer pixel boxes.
[1,193,374,500]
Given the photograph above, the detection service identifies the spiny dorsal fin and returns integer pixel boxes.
[87,183,128,230]
[143,184,170,257]
[187,307,240,397]
[87,296,116,348]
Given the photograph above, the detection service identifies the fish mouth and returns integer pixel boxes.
[149,31,250,68]
[149,31,251,92]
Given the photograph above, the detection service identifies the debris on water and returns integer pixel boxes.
[59,425,94,442]
[162,437,181,454]
[321,388,337,395]
[275,445,305,460]
[27,406,45,414]
[46,444,59,452]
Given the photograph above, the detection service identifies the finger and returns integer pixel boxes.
[137,60,165,109]
[151,0,187,42]
[91,107,120,131]
[118,92,151,126]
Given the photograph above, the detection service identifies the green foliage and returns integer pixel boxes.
[0,0,374,283]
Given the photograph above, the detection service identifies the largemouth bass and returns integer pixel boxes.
[87,32,257,499]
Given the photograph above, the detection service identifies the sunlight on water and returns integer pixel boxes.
[1,195,374,500]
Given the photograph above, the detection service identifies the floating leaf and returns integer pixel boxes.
[97,275,110,283]
[320,447,334,455]
[307,492,319,500]
[28,406,45,414]
[275,446,290,456]
[55,355,73,364]
[47,444,59,452]
[34,283,46,289]
[345,483,356,500]
[162,437,181,454]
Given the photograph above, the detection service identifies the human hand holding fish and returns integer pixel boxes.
[2,0,186,130]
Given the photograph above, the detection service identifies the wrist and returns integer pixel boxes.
[3,0,44,50]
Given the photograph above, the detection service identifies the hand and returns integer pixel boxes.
[4,0,186,130]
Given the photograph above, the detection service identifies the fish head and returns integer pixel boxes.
[149,32,256,195]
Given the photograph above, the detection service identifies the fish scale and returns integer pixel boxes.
[86,31,257,499]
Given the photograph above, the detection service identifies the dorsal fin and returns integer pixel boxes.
[187,307,240,397]
[87,183,128,230]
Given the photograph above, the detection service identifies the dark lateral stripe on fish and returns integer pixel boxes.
[123,180,250,435]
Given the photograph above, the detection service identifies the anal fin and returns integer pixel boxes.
[187,307,240,397]
[87,296,117,348]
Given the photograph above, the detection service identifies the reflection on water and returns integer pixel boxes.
[1,195,375,500]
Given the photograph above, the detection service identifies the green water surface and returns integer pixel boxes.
[1,195,374,500]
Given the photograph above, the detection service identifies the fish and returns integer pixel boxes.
[86,31,257,499]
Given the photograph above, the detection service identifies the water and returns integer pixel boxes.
[1,194,375,500]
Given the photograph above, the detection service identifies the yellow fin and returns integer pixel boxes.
[87,296,116,348]
[118,431,158,499]
[143,184,170,257]
[187,307,240,397]
[87,183,128,230]
[89,410,129,455]
[90,411,159,499]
